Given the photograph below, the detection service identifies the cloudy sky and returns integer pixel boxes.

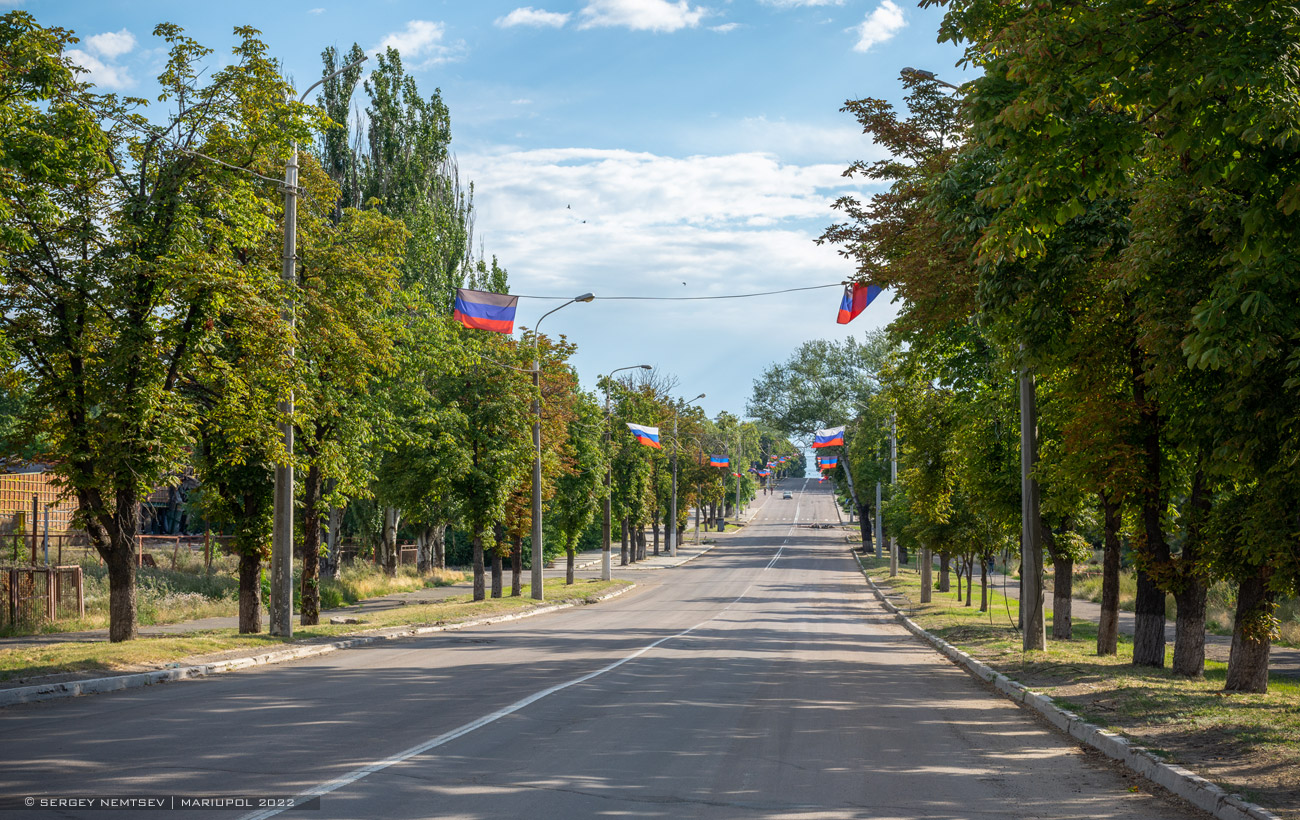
[38,0,969,423]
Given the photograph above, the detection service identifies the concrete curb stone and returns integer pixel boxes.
[0,583,637,709]
[849,552,1280,820]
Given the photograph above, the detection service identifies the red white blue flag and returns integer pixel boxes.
[837,282,881,325]
[626,423,662,449]
[709,455,729,468]
[812,426,845,448]
[454,288,519,333]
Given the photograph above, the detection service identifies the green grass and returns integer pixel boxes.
[0,578,629,682]
[856,556,1300,817]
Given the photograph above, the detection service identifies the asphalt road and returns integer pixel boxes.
[1,479,1206,820]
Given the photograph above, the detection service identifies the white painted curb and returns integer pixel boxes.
[851,553,1280,820]
[0,584,637,709]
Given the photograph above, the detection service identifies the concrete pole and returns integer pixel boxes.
[602,382,613,582]
[889,413,898,577]
[668,412,679,557]
[874,481,883,560]
[1020,366,1047,650]
[269,145,297,638]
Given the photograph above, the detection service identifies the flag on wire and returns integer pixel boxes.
[626,423,662,449]
[733,472,741,478]
[453,288,518,333]
[836,282,881,325]
[758,469,772,477]
[812,426,845,448]
[819,456,839,470]
[709,455,729,468]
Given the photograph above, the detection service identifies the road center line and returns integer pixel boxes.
[240,538,787,820]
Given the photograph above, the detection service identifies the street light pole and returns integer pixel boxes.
[529,293,595,601]
[269,54,368,638]
[602,364,651,581]
[668,393,705,558]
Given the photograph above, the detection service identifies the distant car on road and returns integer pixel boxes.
[782,490,793,499]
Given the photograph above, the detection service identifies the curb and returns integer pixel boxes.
[850,553,1280,820]
[0,583,637,709]
[620,543,718,571]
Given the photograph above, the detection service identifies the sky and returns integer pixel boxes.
[35,0,971,426]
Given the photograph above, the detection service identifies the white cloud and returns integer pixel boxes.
[578,0,707,32]
[496,7,571,28]
[84,28,136,59]
[309,7,325,14]
[761,0,843,6]
[373,20,466,67]
[711,22,740,33]
[852,0,905,52]
[66,28,137,90]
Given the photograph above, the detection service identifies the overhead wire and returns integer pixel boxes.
[510,283,845,301]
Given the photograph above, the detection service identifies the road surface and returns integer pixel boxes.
[1,479,1205,819]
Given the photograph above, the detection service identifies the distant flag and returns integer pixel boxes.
[758,469,772,477]
[812,426,845,448]
[733,472,741,478]
[626,423,662,449]
[836,282,882,325]
[453,288,519,333]
[709,455,730,468]
[820,456,839,470]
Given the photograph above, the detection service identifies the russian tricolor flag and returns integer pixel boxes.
[837,282,882,325]
[454,288,519,333]
[812,426,845,448]
[626,423,662,449]
[709,455,729,468]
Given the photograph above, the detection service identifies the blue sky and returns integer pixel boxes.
[35,0,970,426]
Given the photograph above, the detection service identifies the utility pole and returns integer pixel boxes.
[874,480,883,560]
[889,413,898,578]
[270,54,369,638]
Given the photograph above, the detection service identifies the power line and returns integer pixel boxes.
[511,282,845,301]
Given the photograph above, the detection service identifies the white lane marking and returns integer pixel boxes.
[240,558,774,820]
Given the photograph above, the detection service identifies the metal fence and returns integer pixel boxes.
[1,565,84,630]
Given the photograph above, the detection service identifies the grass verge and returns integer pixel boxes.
[0,578,628,684]
[857,555,1300,819]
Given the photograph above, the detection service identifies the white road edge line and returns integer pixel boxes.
[240,545,778,820]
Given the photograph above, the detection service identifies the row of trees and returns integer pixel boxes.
[757,1,1298,694]
[0,14,800,641]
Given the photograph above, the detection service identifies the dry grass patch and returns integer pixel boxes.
[0,578,627,685]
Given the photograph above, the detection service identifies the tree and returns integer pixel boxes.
[553,392,607,584]
[0,16,318,640]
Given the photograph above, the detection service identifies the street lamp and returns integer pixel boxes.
[668,393,705,558]
[602,364,652,581]
[270,53,369,638]
[901,66,963,91]
[529,293,595,601]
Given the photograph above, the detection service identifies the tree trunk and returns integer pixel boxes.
[939,553,951,593]
[238,551,261,634]
[511,536,523,597]
[636,527,647,561]
[1052,554,1073,640]
[620,517,629,565]
[965,558,973,606]
[566,536,576,585]
[919,547,931,603]
[382,506,400,577]
[472,531,485,601]
[1097,493,1121,656]
[1172,463,1210,677]
[979,556,989,613]
[491,549,503,598]
[651,513,660,556]
[104,534,139,642]
[858,504,872,552]
[1130,341,1169,668]
[322,496,340,581]
[434,524,446,569]
[1225,565,1274,694]
[300,462,322,626]
[417,526,433,574]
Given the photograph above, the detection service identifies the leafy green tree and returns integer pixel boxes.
[553,391,607,583]
[0,16,317,641]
